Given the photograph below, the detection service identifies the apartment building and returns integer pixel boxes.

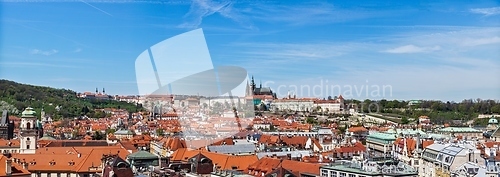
[420,142,483,177]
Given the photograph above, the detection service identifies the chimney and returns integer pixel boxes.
[23,160,28,170]
[6,158,12,176]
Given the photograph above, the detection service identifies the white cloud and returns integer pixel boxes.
[30,49,59,56]
[231,42,361,63]
[461,36,500,46]
[250,3,377,26]
[382,45,441,54]
[470,7,500,16]
[179,0,254,30]
[225,27,500,101]
[179,1,379,30]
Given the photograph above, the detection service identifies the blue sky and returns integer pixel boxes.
[1,0,499,102]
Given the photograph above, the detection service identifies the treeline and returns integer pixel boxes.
[346,99,500,113]
[346,99,500,124]
[0,79,143,119]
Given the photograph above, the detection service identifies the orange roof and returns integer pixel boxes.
[0,154,31,176]
[0,139,20,148]
[170,148,258,171]
[395,138,416,155]
[334,142,366,153]
[422,140,434,149]
[348,126,368,133]
[12,146,130,173]
[248,157,321,176]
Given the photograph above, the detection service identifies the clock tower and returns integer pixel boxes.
[19,107,40,154]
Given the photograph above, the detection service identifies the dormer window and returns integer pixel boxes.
[49,160,56,166]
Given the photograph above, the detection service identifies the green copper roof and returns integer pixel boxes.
[127,150,158,160]
[367,132,397,141]
[395,129,427,136]
[21,107,36,118]
[489,118,498,124]
[438,127,481,133]
[40,135,56,140]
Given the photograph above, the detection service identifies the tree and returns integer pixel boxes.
[94,111,106,118]
[106,128,116,134]
[156,128,164,136]
[82,106,90,115]
[306,117,317,124]
[339,124,348,134]
[401,117,410,124]
[492,105,500,114]
[93,131,104,140]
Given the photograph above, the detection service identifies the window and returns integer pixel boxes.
[321,170,329,177]
[414,160,419,165]
[36,173,41,177]
[57,173,61,177]
[348,174,355,177]
[47,173,51,177]
[339,173,346,177]
[67,173,71,177]
[329,171,337,177]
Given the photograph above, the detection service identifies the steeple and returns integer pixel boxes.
[96,87,98,93]
[245,80,253,97]
[250,76,256,91]
[260,80,262,88]
[19,107,39,154]
[103,88,106,94]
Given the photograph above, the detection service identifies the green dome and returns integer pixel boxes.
[21,107,36,118]
[489,118,498,124]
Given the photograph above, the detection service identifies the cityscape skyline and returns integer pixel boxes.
[1,0,499,102]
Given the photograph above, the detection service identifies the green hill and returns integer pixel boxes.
[0,79,143,119]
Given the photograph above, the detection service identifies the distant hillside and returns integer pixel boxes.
[0,79,143,119]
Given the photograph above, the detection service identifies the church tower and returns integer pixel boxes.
[250,76,256,92]
[245,80,253,97]
[19,107,39,154]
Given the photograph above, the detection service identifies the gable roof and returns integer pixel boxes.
[170,148,258,171]
[0,154,31,176]
[248,157,321,176]
[12,146,131,173]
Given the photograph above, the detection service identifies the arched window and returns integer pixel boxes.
[26,122,31,129]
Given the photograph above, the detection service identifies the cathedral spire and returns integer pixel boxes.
[96,87,98,93]
[250,75,256,91]
[103,88,105,94]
